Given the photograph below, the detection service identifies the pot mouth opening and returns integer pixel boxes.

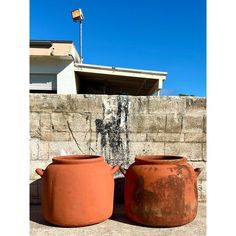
[135,155,187,164]
[52,155,104,164]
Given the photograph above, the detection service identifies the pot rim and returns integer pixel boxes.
[135,155,187,164]
[52,155,104,164]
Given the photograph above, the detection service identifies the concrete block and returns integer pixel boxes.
[51,113,70,131]
[147,133,165,142]
[39,131,51,141]
[148,96,186,114]
[30,112,40,131]
[30,113,40,138]
[68,94,91,113]
[186,97,206,113]
[89,132,100,143]
[30,130,41,139]
[166,113,182,133]
[88,95,107,114]
[202,143,207,161]
[91,132,147,145]
[128,114,166,133]
[51,112,91,133]
[183,115,203,133]
[129,142,165,163]
[71,132,92,149]
[50,95,71,112]
[67,113,91,132]
[30,139,49,160]
[129,96,149,114]
[89,140,104,156]
[40,113,51,132]
[30,138,39,160]
[203,115,207,133]
[165,142,202,161]
[38,140,49,160]
[30,94,69,112]
[48,141,90,157]
[198,180,207,202]
[148,133,184,142]
[128,133,147,142]
[39,131,49,141]
[40,131,71,141]
[184,133,206,142]
[164,133,185,142]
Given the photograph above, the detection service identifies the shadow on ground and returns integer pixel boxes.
[110,204,139,226]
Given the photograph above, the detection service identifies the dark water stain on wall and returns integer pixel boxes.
[95,96,130,166]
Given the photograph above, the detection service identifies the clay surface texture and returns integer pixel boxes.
[123,155,200,227]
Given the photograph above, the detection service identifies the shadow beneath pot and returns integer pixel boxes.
[30,179,50,226]
[114,176,124,204]
[110,204,139,226]
[30,179,41,205]
[30,204,51,226]
[111,177,140,226]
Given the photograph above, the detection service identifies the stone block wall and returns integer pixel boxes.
[30,94,206,204]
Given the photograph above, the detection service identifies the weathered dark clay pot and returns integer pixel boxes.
[120,155,201,227]
[35,155,119,227]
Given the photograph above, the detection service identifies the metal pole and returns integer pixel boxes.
[80,21,83,63]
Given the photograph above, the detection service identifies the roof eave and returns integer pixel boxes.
[74,63,167,80]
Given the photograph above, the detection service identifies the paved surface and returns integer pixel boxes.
[30,203,206,236]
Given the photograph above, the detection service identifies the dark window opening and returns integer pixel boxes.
[77,75,158,96]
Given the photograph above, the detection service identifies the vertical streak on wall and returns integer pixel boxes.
[95,96,130,166]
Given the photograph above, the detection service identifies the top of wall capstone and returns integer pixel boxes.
[30,94,206,115]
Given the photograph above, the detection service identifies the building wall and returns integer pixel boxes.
[57,62,77,94]
[30,94,206,204]
[30,57,77,94]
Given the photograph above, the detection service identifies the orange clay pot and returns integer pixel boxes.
[35,155,119,227]
[120,155,201,227]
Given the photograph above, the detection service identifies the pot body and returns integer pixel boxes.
[123,155,200,227]
[37,155,118,226]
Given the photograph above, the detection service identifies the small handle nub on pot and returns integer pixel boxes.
[119,166,128,176]
[194,168,201,177]
[111,164,120,175]
[35,168,45,177]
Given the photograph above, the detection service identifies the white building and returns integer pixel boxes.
[30,40,167,95]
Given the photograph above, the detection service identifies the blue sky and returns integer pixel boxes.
[30,0,206,96]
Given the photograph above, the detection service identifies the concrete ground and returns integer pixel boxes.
[30,203,206,236]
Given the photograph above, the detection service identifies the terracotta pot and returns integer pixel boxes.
[35,155,119,227]
[120,155,201,227]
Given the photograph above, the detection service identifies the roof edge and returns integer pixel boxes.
[30,40,73,47]
[75,63,168,76]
